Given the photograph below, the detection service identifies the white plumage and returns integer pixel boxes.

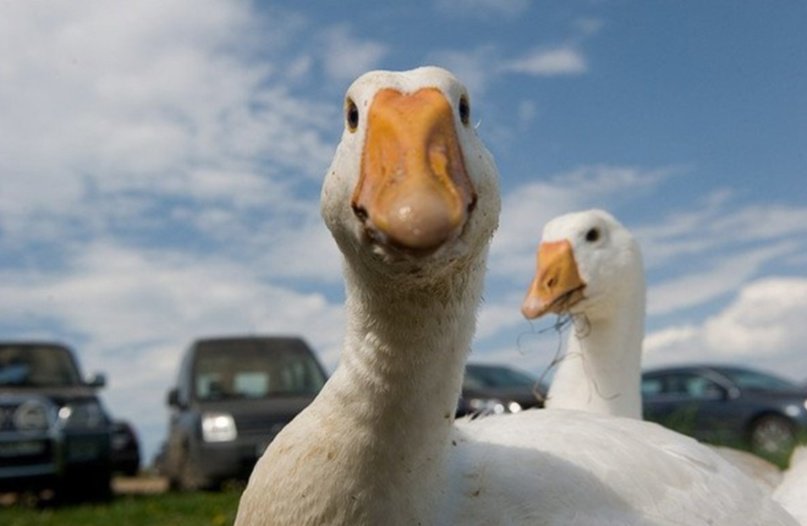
[521,210,645,419]
[521,209,792,494]
[235,68,797,526]
[775,446,807,523]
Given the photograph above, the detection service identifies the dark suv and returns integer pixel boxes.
[0,341,113,500]
[161,336,327,490]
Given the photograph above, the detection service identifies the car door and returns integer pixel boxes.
[642,371,732,442]
[642,373,701,432]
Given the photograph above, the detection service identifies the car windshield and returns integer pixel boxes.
[193,341,326,401]
[463,364,536,390]
[0,344,83,387]
[720,368,800,393]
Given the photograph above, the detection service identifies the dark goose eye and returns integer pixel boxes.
[585,228,600,243]
[459,95,470,126]
[345,98,359,132]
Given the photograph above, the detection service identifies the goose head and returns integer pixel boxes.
[521,209,643,322]
[321,66,500,284]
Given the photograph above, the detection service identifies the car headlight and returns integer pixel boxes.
[14,400,53,432]
[468,398,506,415]
[202,413,237,442]
[58,400,106,430]
[785,404,802,418]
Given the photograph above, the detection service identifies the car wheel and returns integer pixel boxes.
[86,469,113,501]
[177,446,213,491]
[749,414,796,457]
[58,468,112,503]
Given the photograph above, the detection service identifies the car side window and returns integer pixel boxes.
[641,377,663,396]
[664,373,723,400]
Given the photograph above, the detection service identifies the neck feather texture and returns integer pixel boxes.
[332,254,484,444]
[310,250,488,515]
[546,286,645,419]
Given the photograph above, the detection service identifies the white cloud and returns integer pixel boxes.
[701,277,807,356]
[647,241,799,316]
[0,243,345,358]
[502,47,587,77]
[0,1,336,246]
[633,195,807,316]
[432,45,588,97]
[635,195,807,270]
[644,277,807,381]
[709,205,807,241]
[644,325,700,354]
[0,0,357,283]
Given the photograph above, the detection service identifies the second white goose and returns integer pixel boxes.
[521,209,645,418]
[521,209,784,491]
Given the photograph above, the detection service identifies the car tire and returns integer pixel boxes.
[58,469,112,503]
[86,469,113,502]
[122,461,139,478]
[749,414,796,457]
[176,446,213,491]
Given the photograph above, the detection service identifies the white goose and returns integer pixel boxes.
[235,68,796,525]
[520,209,783,490]
[521,209,645,418]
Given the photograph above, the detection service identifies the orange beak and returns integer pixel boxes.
[521,240,586,319]
[351,87,476,254]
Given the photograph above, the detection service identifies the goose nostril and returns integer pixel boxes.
[546,277,557,289]
[352,203,368,223]
[467,194,478,214]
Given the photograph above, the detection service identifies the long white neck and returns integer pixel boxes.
[546,283,645,419]
[311,251,487,513]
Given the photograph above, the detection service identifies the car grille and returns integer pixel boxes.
[0,399,54,432]
[0,438,55,467]
[235,415,291,439]
[0,402,18,432]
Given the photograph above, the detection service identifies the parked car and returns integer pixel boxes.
[161,336,327,490]
[111,420,141,476]
[642,364,807,459]
[0,341,113,500]
[457,363,543,417]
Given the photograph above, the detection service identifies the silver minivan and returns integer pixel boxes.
[161,336,327,490]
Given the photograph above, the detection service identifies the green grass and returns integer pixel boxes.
[1,490,240,526]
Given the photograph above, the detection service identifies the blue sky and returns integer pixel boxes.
[1,1,805,464]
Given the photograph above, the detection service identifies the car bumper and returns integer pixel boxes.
[0,433,59,491]
[191,436,270,481]
[0,429,110,491]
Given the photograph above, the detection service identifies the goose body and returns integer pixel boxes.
[521,210,785,492]
[775,446,807,523]
[235,69,796,525]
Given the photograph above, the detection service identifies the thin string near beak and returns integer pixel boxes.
[517,312,618,405]
[517,313,574,404]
